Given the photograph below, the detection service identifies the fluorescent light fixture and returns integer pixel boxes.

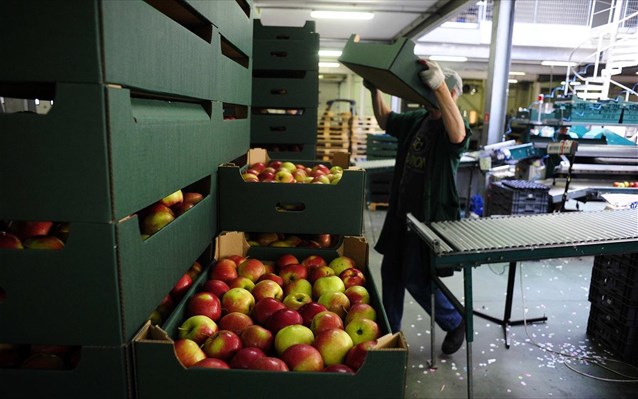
[318,49,342,57]
[508,79,518,84]
[541,61,577,67]
[441,21,478,29]
[310,11,373,20]
[509,71,526,76]
[429,55,468,62]
[319,62,340,68]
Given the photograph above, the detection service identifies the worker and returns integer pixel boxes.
[363,60,472,354]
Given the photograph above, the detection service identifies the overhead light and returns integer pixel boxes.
[319,62,340,68]
[429,55,467,62]
[541,61,577,67]
[318,49,342,57]
[310,11,373,20]
[509,71,526,76]
[508,79,518,84]
[440,21,478,29]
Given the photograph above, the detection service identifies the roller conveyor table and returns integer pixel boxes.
[406,208,638,399]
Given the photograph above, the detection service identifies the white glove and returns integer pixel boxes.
[418,60,445,90]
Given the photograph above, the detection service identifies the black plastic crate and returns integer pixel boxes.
[587,304,638,365]
[591,266,638,305]
[366,170,393,204]
[486,180,549,216]
[588,284,638,327]
[593,253,638,281]
[366,134,398,160]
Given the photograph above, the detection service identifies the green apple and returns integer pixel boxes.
[345,318,380,345]
[283,292,313,311]
[313,328,353,366]
[312,275,345,300]
[328,256,356,276]
[284,278,312,297]
[274,324,315,355]
[317,291,351,319]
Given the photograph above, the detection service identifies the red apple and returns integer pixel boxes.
[202,279,230,299]
[308,265,335,283]
[0,232,23,249]
[302,255,327,270]
[251,356,289,371]
[9,221,53,241]
[172,201,194,217]
[252,279,284,301]
[279,263,308,286]
[229,347,266,369]
[344,303,377,325]
[170,273,193,302]
[20,353,66,369]
[281,343,324,372]
[345,285,370,305]
[22,235,65,250]
[186,261,203,280]
[240,325,274,353]
[141,204,175,235]
[312,276,346,300]
[250,162,267,173]
[190,358,230,369]
[218,312,253,335]
[314,328,354,366]
[186,292,222,321]
[292,169,308,182]
[221,287,255,315]
[298,302,328,327]
[274,324,315,355]
[258,170,275,182]
[237,258,267,283]
[266,308,303,334]
[202,330,243,361]
[183,191,204,205]
[345,340,377,371]
[340,268,367,289]
[345,318,380,345]
[209,258,238,283]
[242,172,259,182]
[228,276,256,292]
[312,164,331,175]
[310,310,344,335]
[225,255,247,266]
[318,291,351,319]
[268,160,283,170]
[252,297,286,325]
[253,232,280,247]
[174,338,206,368]
[284,278,312,297]
[328,256,356,276]
[177,315,218,345]
[275,254,299,270]
[258,272,284,287]
[323,364,355,373]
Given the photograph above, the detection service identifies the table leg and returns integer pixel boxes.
[428,275,437,369]
[464,266,474,399]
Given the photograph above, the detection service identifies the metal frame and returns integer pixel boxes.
[406,209,638,399]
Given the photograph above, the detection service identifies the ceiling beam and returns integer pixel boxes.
[393,0,474,40]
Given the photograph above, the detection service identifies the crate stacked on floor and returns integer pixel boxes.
[250,20,319,160]
[0,1,253,398]
[316,111,353,161]
[587,252,638,366]
[485,180,550,216]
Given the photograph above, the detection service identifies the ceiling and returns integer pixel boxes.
[252,0,638,85]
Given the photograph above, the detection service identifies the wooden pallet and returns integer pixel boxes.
[367,202,389,211]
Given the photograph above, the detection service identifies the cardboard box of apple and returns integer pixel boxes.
[218,149,366,236]
[0,220,69,250]
[137,188,205,238]
[246,232,338,249]
[133,231,408,399]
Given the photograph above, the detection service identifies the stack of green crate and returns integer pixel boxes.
[251,20,319,160]
[0,1,252,398]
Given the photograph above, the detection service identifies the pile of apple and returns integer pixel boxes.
[613,181,638,188]
[242,160,343,185]
[0,220,68,250]
[247,232,337,249]
[137,189,204,238]
[0,343,81,370]
[173,253,380,373]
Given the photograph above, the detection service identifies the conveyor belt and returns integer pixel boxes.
[429,208,638,252]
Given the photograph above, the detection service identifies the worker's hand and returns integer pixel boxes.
[363,79,377,93]
[418,60,445,90]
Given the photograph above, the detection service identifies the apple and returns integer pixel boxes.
[186,261,203,280]
[230,347,266,369]
[22,235,65,250]
[308,265,335,283]
[258,170,275,182]
[274,169,294,183]
[228,276,256,292]
[252,297,287,325]
[312,164,331,175]
[250,162,267,173]
[312,175,330,184]
[9,221,53,240]
[318,291,351,319]
[160,189,184,207]
[268,160,283,170]
[246,168,261,176]
[323,364,355,373]
[252,279,284,301]
[202,279,230,299]
[315,234,332,248]
[209,258,238,283]
[170,273,193,302]
[183,191,204,204]
[178,315,218,345]
[254,232,280,247]
[251,356,289,371]
[50,222,70,242]
[148,310,162,326]
[0,232,23,249]
[280,161,297,172]
[266,308,303,334]
[345,285,370,305]
[276,253,300,270]
[221,287,255,315]
[218,312,253,335]
[258,272,284,287]
[274,324,315,355]
[242,172,259,182]
[186,292,222,321]
[312,275,346,300]
[330,175,342,185]
[292,169,308,182]
[156,294,175,318]
[313,328,354,366]
[340,268,367,289]
[202,330,243,361]
[278,263,308,285]
[328,256,356,276]
[298,302,328,327]
[344,303,377,325]
[20,353,66,369]
[240,325,274,353]
[172,201,194,217]
[310,310,344,335]
[284,278,312,297]
[226,255,247,266]
[345,340,377,371]
[345,318,380,345]
[237,258,266,283]
[141,204,175,235]
[330,166,344,174]
[191,358,230,369]
[302,255,327,270]
[283,292,313,311]
[174,338,206,368]
[281,344,324,372]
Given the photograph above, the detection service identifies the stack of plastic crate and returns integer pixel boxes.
[486,180,550,216]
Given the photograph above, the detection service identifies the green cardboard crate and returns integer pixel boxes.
[187,0,254,57]
[251,107,319,144]
[568,100,623,124]
[214,39,252,105]
[0,0,239,101]
[218,149,365,235]
[252,72,319,108]
[0,344,131,399]
[0,194,214,346]
[621,102,638,124]
[253,39,319,71]
[339,35,438,107]
[254,19,317,41]
[133,232,408,399]
[252,143,318,161]
[0,83,229,223]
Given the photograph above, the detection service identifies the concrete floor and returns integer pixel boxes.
[362,208,638,399]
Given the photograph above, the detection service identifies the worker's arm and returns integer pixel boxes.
[363,80,391,131]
